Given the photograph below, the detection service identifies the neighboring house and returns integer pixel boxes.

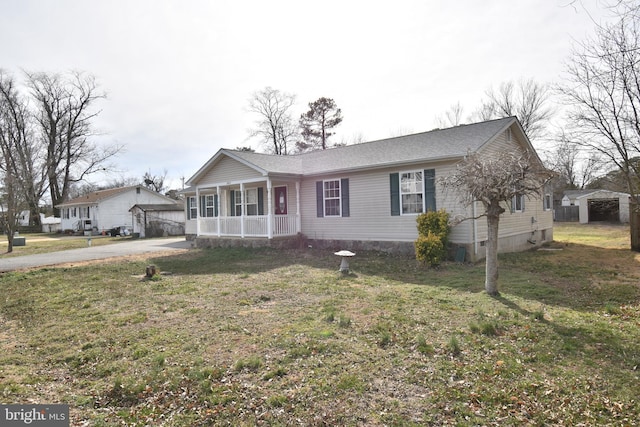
[129,203,185,238]
[17,210,30,227]
[57,185,182,235]
[560,189,630,223]
[182,117,553,262]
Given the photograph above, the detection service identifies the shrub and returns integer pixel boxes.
[415,210,451,267]
[415,232,446,267]
[416,209,451,244]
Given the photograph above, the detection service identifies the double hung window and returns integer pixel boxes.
[401,171,424,214]
[323,180,341,217]
[187,196,197,220]
[245,188,258,216]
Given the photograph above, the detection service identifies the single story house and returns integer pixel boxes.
[129,203,185,238]
[182,116,553,262]
[57,185,183,235]
[17,210,30,227]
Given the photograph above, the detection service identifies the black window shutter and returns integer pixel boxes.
[258,187,264,215]
[214,194,219,217]
[186,197,192,220]
[229,190,235,217]
[199,195,205,217]
[390,173,400,216]
[341,178,350,217]
[316,181,324,217]
[424,169,436,211]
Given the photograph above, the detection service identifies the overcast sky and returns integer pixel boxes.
[1,0,614,190]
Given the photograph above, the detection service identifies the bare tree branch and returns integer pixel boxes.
[25,71,121,215]
[247,87,297,155]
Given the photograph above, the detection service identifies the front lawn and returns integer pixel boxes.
[1,224,639,425]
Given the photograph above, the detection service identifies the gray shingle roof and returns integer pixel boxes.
[188,117,519,184]
[230,117,515,176]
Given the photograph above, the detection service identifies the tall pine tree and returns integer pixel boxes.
[298,97,343,151]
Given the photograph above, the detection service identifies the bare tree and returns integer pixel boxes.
[247,87,297,155]
[557,2,640,249]
[442,151,552,295]
[0,71,31,251]
[338,131,366,146]
[546,132,603,190]
[436,102,465,128]
[298,97,343,151]
[0,70,47,231]
[25,71,121,215]
[143,169,167,193]
[473,79,554,141]
[235,146,255,152]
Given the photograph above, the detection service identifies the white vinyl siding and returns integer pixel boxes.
[301,164,463,242]
[199,156,262,186]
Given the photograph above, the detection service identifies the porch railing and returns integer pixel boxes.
[198,214,298,238]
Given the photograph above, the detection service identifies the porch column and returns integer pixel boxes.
[216,185,221,237]
[195,186,200,236]
[267,178,273,239]
[240,182,245,238]
[296,181,301,233]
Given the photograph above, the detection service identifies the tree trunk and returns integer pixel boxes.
[484,200,504,296]
[29,203,41,228]
[6,233,14,253]
[630,200,640,252]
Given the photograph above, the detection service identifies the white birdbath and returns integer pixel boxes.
[334,250,355,273]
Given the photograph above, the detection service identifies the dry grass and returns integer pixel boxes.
[1,224,639,426]
[1,233,131,257]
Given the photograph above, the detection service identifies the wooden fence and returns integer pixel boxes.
[554,206,580,222]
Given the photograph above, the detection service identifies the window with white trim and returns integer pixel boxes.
[233,191,243,216]
[543,193,551,211]
[401,171,424,214]
[323,180,341,217]
[200,195,216,217]
[513,194,525,212]
[63,209,69,219]
[187,196,197,220]
[245,188,258,216]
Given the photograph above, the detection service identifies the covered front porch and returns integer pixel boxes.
[191,178,301,239]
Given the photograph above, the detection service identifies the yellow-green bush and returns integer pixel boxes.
[414,232,446,267]
[416,209,450,243]
[415,210,451,266]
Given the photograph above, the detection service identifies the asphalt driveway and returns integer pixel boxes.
[0,237,193,272]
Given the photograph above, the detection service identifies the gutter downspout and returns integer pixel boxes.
[216,185,221,237]
[196,186,200,237]
[473,201,478,260]
[267,178,273,239]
